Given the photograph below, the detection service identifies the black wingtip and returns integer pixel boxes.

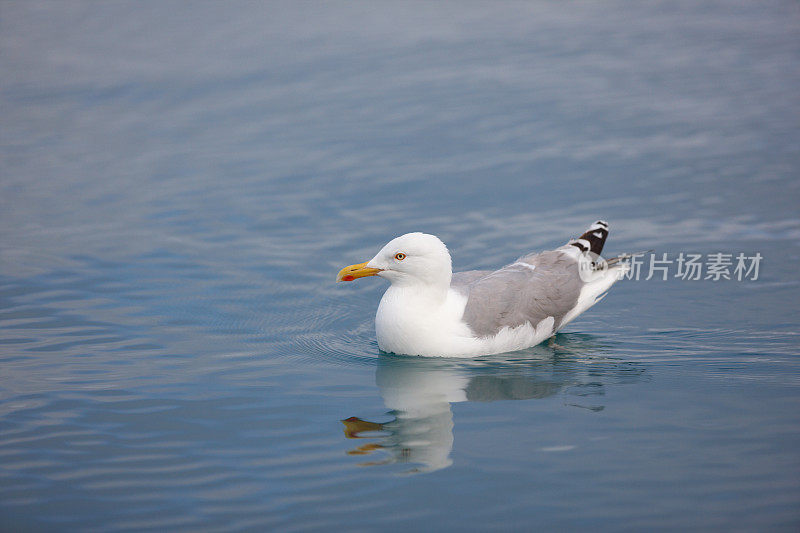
[570,220,609,255]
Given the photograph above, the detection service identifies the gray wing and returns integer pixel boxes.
[452,270,492,287]
[453,250,582,337]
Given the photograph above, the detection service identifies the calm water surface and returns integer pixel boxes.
[1,2,799,531]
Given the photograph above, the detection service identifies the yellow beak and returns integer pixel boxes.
[336,261,382,282]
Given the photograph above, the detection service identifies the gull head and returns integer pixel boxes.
[337,232,452,288]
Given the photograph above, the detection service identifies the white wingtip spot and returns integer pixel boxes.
[588,221,609,231]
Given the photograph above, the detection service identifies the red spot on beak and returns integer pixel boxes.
[342,275,354,281]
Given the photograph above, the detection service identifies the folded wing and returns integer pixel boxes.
[452,251,583,337]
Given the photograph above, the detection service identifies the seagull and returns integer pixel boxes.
[336,221,628,357]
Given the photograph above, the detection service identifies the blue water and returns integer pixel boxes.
[2,2,799,531]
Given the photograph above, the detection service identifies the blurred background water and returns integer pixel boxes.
[1,1,799,531]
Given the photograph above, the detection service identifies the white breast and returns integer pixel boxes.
[375,287,470,356]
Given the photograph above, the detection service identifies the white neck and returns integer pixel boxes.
[386,280,448,306]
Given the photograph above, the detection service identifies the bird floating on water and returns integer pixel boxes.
[337,221,629,357]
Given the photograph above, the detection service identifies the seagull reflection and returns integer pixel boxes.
[342,334,646,473]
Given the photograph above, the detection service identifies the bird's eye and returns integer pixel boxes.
[394,252,406,261]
